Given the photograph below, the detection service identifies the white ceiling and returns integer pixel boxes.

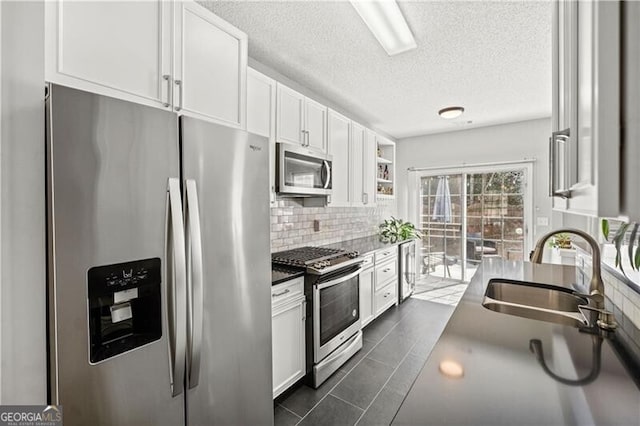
[202,1,552,139]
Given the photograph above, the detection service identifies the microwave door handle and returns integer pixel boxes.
[185,179,204,389]
[166,178,187,397]
[322,161,331,189]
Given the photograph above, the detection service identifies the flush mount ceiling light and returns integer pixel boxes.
[350,0,417,56]
[438,106,465,119]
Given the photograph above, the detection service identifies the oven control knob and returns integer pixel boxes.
[347,251,359,259]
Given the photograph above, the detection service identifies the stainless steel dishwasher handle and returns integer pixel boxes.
[185,179,204,389]
[166,178,187,397]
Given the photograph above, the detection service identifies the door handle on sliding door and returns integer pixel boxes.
[166,178,187,397]
[185,179,204,389]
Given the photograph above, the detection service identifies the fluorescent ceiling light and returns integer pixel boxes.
[438,106,465,119]
[350,0,417,56]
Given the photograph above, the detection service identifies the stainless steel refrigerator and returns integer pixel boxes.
[46,84,273,426]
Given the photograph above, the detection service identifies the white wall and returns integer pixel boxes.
[0,1,47,404]
[396,118,553,243]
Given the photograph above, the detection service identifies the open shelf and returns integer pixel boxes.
[376,136,395,199]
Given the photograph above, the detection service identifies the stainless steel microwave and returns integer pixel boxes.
[276,143,332,196]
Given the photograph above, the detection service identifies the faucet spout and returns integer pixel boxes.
[529,228,605,309]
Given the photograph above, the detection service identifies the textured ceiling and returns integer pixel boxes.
[202,1,552,139]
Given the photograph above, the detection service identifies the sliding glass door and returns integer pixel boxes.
[419,175,464,281]
[413,164,532,284]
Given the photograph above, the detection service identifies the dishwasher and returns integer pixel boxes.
[398,240,416,302]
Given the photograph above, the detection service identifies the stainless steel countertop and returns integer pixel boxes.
[393,258,640,426]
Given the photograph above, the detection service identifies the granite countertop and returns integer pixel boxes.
[321,234,409,255]
[271,266,305,286]
[393,258,640,426]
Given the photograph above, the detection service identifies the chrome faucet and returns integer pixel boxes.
[530,228,616,330]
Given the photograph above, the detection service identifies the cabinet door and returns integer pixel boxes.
[351,122,365,207]
[359,268,375,328]
[272,299,306,398]
[374,281,397,317]
[566,0,620,217]
[247,68,276,205]
[276,83,305,145]
[327,110,351,206]
[363,129,378,207]
[305,98,327,152]
[174,0,247,128]
[45,0,172,109]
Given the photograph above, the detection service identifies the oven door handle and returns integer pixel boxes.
[315,267,363,290]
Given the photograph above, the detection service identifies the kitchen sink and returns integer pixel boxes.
[482,279,589,327]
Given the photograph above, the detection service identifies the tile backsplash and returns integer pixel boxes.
[576,248,640,351]
[270,198,396,252]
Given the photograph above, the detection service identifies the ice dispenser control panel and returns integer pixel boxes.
[88,258,162,363]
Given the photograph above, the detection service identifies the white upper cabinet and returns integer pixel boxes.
[351,122,365,207]
[623,2,640,222]
[363,129,377,207]
[276,83,328,152]
[173,1,247,128]
[45,0,173,108]
[247,68,275,138]
[276,83,305,145]
[305,98,328,152]
[327,109,351,206]
[247,67,276,204]
[46,0,247,129]
[551,0,621,217]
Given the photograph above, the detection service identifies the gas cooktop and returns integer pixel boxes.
[272,246,361,275]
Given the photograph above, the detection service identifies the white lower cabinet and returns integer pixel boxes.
[271,278,306,399]
[359,257,375,328]
[359,249,398,328]
[374,280,397,317]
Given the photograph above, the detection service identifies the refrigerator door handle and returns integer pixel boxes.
[166,178,187,397]
[185,179,204,389]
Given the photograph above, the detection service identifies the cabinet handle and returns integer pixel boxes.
[272,289,290,298]
[362,193,367,204]
[384,292,391,298]
[175,79,183,112]
[383,268,391,272]
[163,74,171,108]
[549,128,572,199]
[301,130,307,146]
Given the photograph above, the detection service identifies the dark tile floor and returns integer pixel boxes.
[274,298,455,426]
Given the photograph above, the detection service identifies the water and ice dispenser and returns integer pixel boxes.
[88,258,162,363]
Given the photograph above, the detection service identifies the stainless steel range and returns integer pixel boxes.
[272,247,364,387]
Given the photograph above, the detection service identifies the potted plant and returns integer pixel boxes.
[548,232,575,265]
[601,218,640,275]
[379,217,422,243]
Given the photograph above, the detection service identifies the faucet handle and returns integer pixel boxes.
[578,305,618,331]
